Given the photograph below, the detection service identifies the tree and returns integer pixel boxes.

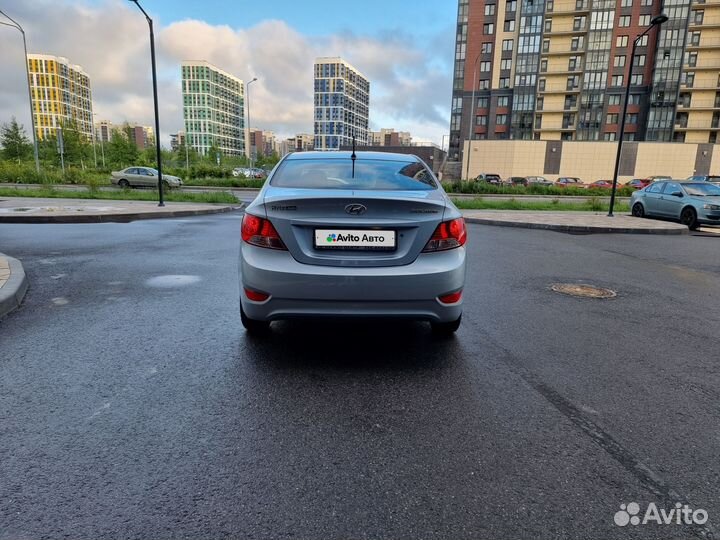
[58,119,91,167]
[1,117,32,162]
[106,129,139,169]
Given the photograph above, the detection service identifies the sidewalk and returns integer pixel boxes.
[0,197,242,223]
[0,254,28,320]
[463,210,689,234]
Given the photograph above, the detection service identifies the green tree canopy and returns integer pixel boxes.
[106,128,139,169]
[1,117,32,161]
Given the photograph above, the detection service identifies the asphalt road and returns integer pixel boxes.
[0,213,718,540]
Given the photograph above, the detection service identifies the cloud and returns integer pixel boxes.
[0,0,453,146]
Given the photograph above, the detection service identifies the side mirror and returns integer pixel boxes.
[670,191,683,197]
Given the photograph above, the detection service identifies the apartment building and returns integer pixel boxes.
[95,120,113,143]
[128,125,154,150]
[181,61,245,156]
[314,57,370,150]
[369,128,413,146]
[170,130,186,151]
[27,54,93,140]
[449,0,720,159]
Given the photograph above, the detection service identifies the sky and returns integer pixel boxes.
[0,0,458,147]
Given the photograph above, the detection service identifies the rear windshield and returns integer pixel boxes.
[270,158,437,191]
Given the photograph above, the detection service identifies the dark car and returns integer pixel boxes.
[505,176,528,186]
[555,177,585,188]
[474,173,502,184]
[686,175,720,184]
[526,175,553,187]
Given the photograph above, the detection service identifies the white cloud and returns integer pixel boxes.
[0,0,453,147]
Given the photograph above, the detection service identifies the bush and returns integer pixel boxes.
[441,180,635,197]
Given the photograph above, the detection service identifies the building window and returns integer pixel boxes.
[485,4,496,15]
[542,39,550,52]
[621,0,632,6]
[573,16,585,31]
[546,0,554,11]
[635,54,646,67]
[501,58,512,70]
[619,15,631,27]
[604,132,617,141]
[640,0,651,5]
[608,94,621,105]
[499,77,510,88]
[545,18,552,32]
[479,79,490,90]
[612,75,624,86]
[571,36,584,51]
[576,0,587,8]
[480,61,491,72]
[686,51,698,66]
[627,113,638,124]
[482,42,493,54]
[639,14,651,26]
[498,96,510,107]
[484,23,495,34]
[539,79,546,91]
[694,10,704,24]
[630,74,643,85]
[564,95,577,109]
[507,0,517,12]
[616,35,629,47]
[536,97,544,110]
[606,113,619,124]
[503,39,514,51]
[535,114,543,129]
[477,97,489,108]
[614,55,626,67]
[637,35,648,47]
[476,115,488,126]
[496,114,508,124]
[540,59,548,72]
[504,19,515,31]
[628,94,641,105]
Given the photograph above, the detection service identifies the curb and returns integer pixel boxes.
[0,254,28,320]
[463,215,689,235]
[0,204,243,224]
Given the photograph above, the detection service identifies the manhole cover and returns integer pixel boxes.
[550,283,617,299]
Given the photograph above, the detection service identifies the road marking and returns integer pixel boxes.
[145,275,201,288]
[51,297,68,305]
[88,402,110,419]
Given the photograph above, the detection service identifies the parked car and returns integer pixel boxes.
[474,173,502,184]
[630,180,720,229]
[624,178,653,190]
[555,177,585,188]
[526,176,553,187]
[504,176,528,186]
[647,175,672,182]
[239,151,467,335]
[232,167,249,177]
[111,167,183,189]
[233,167,267,178]
[589,180,613,189]
[685,175,720,185]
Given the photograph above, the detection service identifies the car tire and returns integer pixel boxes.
[118,179,130,189]
[631,202,645,218]
[680,207,699,230]
[240,305,270,334]
[431,315,461,336]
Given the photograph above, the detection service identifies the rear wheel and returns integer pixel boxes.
[680,207,698,230]
[631,202,645,218]
[240,305,270,334]
[431,315,462,336]
[118,179,130,189]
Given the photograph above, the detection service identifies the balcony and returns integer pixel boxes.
[686,38,720,49]
[542,48,587,56]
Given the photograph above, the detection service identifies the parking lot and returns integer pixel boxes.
[0,213,718,539]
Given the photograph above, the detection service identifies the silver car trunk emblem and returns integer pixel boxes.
[345,204,367,215]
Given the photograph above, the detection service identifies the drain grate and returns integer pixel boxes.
[550,283,617,299]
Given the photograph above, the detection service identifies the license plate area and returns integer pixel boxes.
[314,229,396,251]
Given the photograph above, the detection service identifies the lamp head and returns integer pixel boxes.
[651,14,669,25]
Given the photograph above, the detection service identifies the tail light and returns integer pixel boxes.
[423,218,467,252]
[241,213,286,250]
[244,287,270,302]
[438,290,463,304]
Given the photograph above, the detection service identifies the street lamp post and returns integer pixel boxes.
[246,77,257,170]
[608,13,668,217]
[93,114,106,168]
[0,11,40,173]
[129,0,165,206]
[464,53,483,182]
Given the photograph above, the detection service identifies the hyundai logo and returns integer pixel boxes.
[345,204,367,215]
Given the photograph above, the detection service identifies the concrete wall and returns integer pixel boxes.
[462,140,720,182]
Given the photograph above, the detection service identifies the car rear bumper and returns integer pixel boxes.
[239,244,466,322]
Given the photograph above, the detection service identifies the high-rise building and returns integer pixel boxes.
[314,57,370,150]
[27,54,93,140]
[448,0,720,160]
[181,60,245,156]
[369,128,413,146]
[128,125,154,150]
[281,133,315,156]
[95,120,113,143]
[170,130,187,151]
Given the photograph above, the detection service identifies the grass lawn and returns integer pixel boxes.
[453,196,631,213]
[0,187,238,204]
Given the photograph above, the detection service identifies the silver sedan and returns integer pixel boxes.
[631,181,720,229]
[239,151,467,335]
[110,167,183,189]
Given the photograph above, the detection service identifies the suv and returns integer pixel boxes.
[474,173,502,184]
[526,176,553,187]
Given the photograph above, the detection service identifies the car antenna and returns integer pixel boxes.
[351,136,356,179]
